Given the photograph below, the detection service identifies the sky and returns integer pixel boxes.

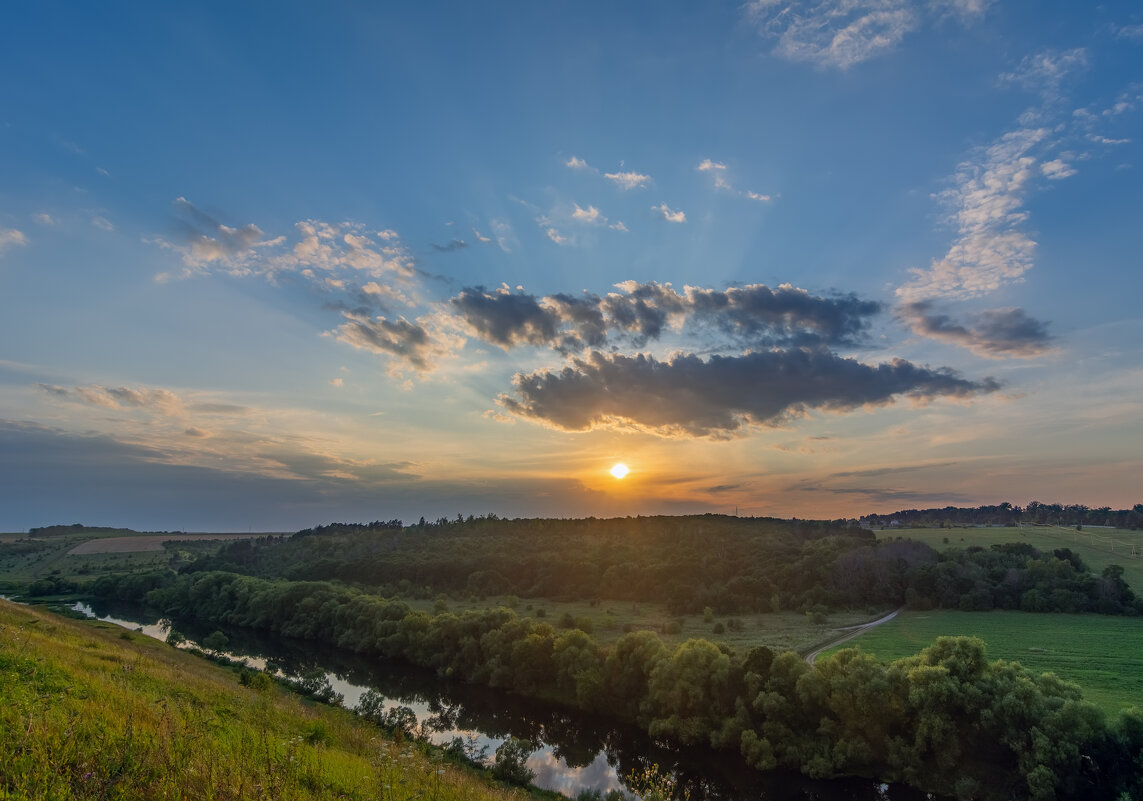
[1,1,1141,532]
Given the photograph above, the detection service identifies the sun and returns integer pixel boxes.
[609,463,630,479]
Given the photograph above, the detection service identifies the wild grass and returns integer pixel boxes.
[0,599,540,801]
[820,609,1143,715]
[405,595,888,654]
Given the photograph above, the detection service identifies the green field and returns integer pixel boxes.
[879,525,1143,591]
[406,595,891,655]
[0,531,267,595]
[822,609,1143,714]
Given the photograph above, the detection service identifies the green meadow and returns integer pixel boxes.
[879,525,1143,592]
[405,595,888,654]
[0,599,541,801]
[821,609,1143,715]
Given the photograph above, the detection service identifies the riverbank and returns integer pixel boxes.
[0,599,555,801]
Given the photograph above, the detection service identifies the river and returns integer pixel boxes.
[70,599,937,801]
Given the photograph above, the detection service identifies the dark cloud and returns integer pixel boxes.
[900,301,1053,358]
[447,281,884,355]
[600,281,686,342]
[686,284,881,347]
[499,349,1001,438]
[332,313,438,370]
[543,292,609,353]
[430,239,468,253]
[450,287,561,348]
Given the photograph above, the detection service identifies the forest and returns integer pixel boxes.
[179,515,1141,616]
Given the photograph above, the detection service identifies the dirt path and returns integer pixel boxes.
[804,607,903,665]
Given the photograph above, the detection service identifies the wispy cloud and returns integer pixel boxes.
[999,47,1088,102]
[0,228,27,257]
[605,170,652,190]
[566,155,591,170]
[653,202,686,223]
[896,127,1048,303]
[697,158,773,202]
[745,0,989,70]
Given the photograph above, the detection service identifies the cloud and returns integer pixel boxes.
[896,127,1049,303]
[448,286,607,354]
[430,238,468,252]
[330,313,447,373]
[36,383,186,415]
[999,48,1088,101]
[572,204,603,224]
[545,227,568,244]
[686,283,881,347]
[696,158,773,201]
[0,228,27,256]
[33,213,55,225]
[91,215,115,232]
[499,349,1001,438]
[653,203,686,223]
[899,302,1053,358]
[1039,159,1077,180]
[472,229,492,243]
[164,197,268,271]
[605,170,652,190]
[449,287,561,349]
[746,0,919,70]
[745,0,988,70]
[1116,24,1143,42]
[289,220,416,279]
[445,280,882,354]
[566,156,591,169]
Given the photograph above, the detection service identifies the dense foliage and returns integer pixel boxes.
[863,502,1143,530]
[180,517,1141,616]
[93,569,1143,800]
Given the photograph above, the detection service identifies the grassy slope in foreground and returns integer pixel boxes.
[821,609,1143,714]
[0,599,531,801]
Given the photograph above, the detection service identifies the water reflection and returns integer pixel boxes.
[71,599,939,801]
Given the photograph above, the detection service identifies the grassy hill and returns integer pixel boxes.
[0,599,539,801]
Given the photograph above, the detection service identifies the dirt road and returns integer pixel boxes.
[804,607,903,665]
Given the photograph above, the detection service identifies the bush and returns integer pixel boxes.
[492,737,535,786]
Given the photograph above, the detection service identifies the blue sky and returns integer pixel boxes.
[1,1,1140,531]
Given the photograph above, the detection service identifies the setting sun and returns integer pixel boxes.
[609,463,630,479]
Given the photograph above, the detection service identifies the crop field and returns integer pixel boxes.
[820,609,1143,714]
[879,525,1143,590]
[0,531,277,595]
[405,595,891,654]
[68,533,269,554]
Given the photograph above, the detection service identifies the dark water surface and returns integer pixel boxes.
[72,600,940,801]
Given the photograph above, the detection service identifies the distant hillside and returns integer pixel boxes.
[862,502,1143,530]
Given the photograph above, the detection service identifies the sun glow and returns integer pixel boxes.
[610,463,630,479]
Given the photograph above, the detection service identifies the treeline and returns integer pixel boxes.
[27,523,142,537]
[864,502,1143,529]
[94,569,1143,800]
[184,517,1140,616]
